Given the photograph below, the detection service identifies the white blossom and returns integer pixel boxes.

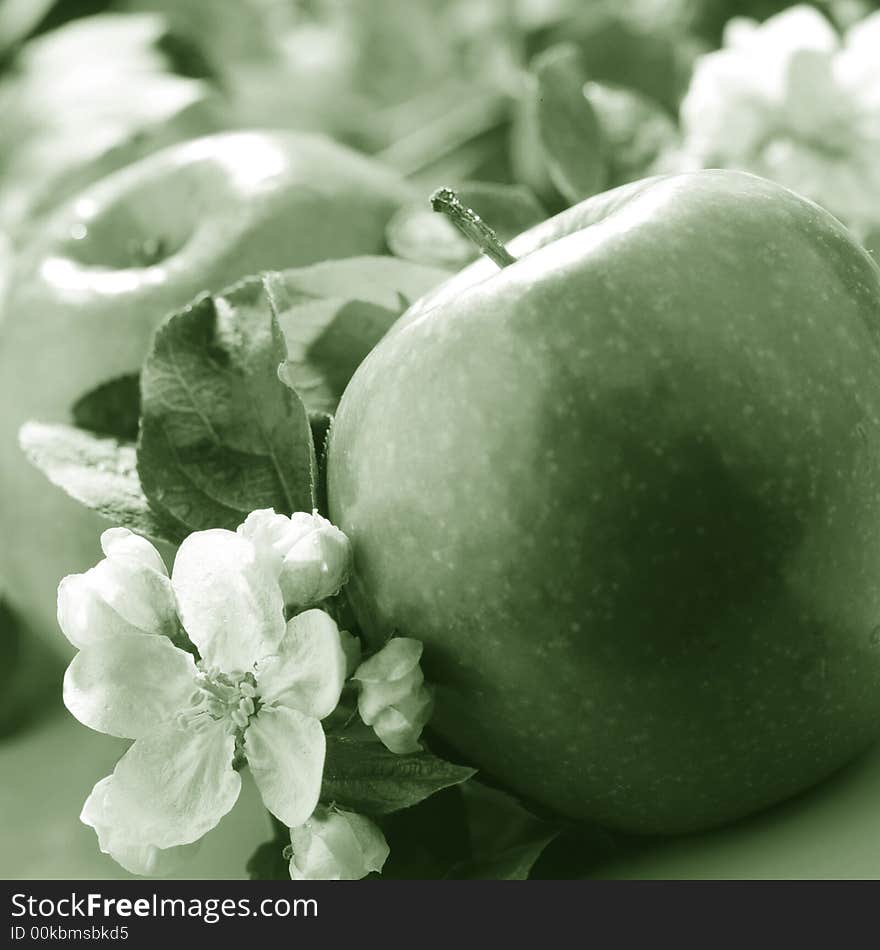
[59,525,348,872]
[80,777,198,878]
[354,638,433,754]
[288,806,389,880]
[676,5,880,239]
[237,509,351,607]
[57,527,178,648]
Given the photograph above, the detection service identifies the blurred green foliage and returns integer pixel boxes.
[0,597,62,739]
[2,0,877,242]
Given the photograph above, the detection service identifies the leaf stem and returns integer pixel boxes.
[430,187,517,269]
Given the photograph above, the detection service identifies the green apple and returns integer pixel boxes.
[0,129,411,654]
[327,170,880,834]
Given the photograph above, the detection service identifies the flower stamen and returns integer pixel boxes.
[178,668,261,736]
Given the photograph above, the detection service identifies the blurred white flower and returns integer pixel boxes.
[354,638,433,754]
[677,5,880,239]
[60,526,347,873]
[237,508,351,608]
[288,806,389,881]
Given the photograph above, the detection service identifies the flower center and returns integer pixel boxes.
[178,668,261,736]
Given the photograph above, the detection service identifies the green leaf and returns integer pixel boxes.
[321,736,476,815]
[447,780,562,879]
[71,374,141,441]
[532,44,606,205]
[265,256,449,416]
[450,829,559,880]
[386,205,475,270]
[18,421,185,545]
[386,183,546,269]
[456,182,547,241]
[380,786,471,880]
[583,80,678,187]
[138,275,316,533]
[525,823,619,879]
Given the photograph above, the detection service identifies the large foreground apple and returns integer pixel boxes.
[328,170,880,834]
[0,129,410,653]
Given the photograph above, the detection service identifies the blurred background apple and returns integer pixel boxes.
[0,128,410,658]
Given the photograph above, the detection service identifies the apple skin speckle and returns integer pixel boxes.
[328,170,880,834]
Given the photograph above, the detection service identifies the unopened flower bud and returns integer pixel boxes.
[288,806,389,880]
[237,509,351,607]
[354,638,434,754]
[57,527,177,648]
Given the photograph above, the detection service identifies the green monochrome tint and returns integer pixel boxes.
[4,0,880,883]
[329,171,880,833]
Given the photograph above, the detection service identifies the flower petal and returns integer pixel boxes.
[751,6,837,57]
[257,609,346,719]
[353,638,433,752]
[289,806,389,881]
[367,687,434,754]
[239,509,352,608]
[57,574,146,648]
[63,633,197,738]
[104,721,240,849]
[56,525,178,648]
[278,516,351,607]
[171,529,285,672]
[101,527,168,575]
[237,508,310,561]
[289,825,349,881]
[81,776,199,877]
[245,705,324,828]
[90,550,177,636]
[356,666,423,723]
[346,810,392,871]
[354,637,423,683]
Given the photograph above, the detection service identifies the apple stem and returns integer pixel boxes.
[430,187,517,269]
